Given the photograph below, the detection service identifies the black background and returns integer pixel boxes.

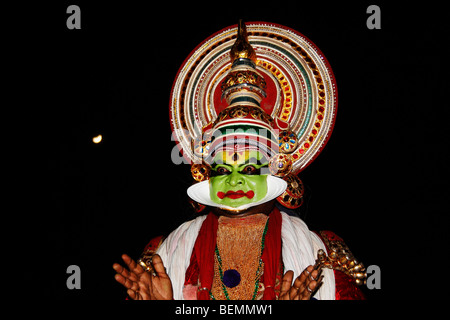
[23,1,449,302]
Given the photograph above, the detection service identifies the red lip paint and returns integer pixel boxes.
[217,190,255,199]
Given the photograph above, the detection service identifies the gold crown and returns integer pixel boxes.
[221,20,266,107]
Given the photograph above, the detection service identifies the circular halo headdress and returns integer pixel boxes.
[170,21,337,209]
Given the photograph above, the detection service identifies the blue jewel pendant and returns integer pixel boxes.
[223,269,241,288]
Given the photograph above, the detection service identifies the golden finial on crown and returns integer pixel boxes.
[229,19,257,63]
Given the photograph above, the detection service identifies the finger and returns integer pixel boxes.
[293,265,314,288]
[289,282,299,300]
[290,266,314,299]
[113,262,139,283]
[290,272,305,300]
[113,262,131,278]
[293,266,322,300]
[299,281,316,300]
[301,274,324,300]
[308,269,320,282]
[313,261,323,271]
[280,270,294,299]
[112,262,125,274]
[122,254,144,275]
[114,272,126,286]
[301,279,319,300]
[122,254,137,271]
[152,254,168,277]
[127,289,140,300]
[300,266,320,287]
[314,275,324,293]
[114,273,135,289]
[115,273,140,293]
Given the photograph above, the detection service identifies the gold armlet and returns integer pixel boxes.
[315,231,367,286]
[137,237,165,274]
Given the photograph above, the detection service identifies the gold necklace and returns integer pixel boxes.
[210,214,268,300]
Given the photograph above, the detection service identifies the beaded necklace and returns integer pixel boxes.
[210,217,269,300]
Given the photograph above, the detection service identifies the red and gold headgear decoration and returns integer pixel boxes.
[170,20,337,209]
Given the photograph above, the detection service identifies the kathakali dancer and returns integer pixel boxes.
[113,21,366,300]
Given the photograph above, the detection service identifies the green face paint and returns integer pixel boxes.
[209,151,269,208]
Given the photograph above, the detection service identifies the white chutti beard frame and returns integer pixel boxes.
[187,175,287,211]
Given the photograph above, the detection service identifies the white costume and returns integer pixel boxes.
[157,211,335,300]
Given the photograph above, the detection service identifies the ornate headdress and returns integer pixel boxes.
[170,20,337,209]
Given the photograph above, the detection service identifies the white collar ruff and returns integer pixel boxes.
[187,175,287,211]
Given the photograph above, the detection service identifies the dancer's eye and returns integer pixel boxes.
[216,166,231,175]
[240,165,258,175]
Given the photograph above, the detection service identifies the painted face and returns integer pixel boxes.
[209,150,269,208]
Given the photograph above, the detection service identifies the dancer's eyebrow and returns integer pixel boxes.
[211,163,231,170]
